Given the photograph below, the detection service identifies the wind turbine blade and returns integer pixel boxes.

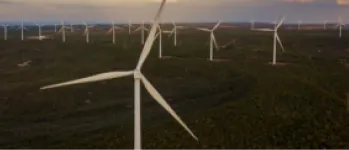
[196,27,211,32]
[136,0,167,70]
[132,27,141,33]
[140,74,198,141]
[253,28,274,32]
[168,28,175,37]
[276,16,285,29]
[107,28,113,34]
[276,34,285,52]
[41,71,134,90]
[213,21,221,30]
[114,26,123,30]
[155,32,160,39]
[84,28,88,35]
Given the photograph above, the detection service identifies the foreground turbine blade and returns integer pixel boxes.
[276,34,285,52]
[41,71,134,90]
[136,0,166,70]
[140,74,198,141]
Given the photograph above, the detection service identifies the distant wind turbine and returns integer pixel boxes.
[133,21,149,45]
[254,16,285,65]
[297,20,302,30]
[336,16,346,38]
[161,21,178,47]
[70,24,75,32]
[196,21,221,61]
[54,24,57,32]
[39,1,198,149]
[59,20,66,42]
[128,20,132,34]
[324,20,328,30]
[169,21,177,46]
[155,25,163,58]
[107,21,123,44]
[2,24,9,40]
[83,21,94,43]
[35,23,45,40]
[251,20,255,30]
[21,20,24,41]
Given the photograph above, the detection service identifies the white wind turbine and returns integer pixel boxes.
[21,20,25,41]
[128,20,133,34]
[169,21,177,46]
[336,16,346,38]
[324,20,328,30]
[253,16,285,65]
[297,20,302,30]
[133,21,149,45]
[161,21,182,47]
[70,24,75,32]
[251,20,255,30]
[107,21,123,44]
[196,21,221,61]
[83,21,93,43]
[54,24,57,32]
[40,1,197,149]
[2,24,9,40]
[35,23,45,40]
[155,25,163,58]
[59,20,66,42]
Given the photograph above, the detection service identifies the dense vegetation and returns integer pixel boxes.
[0,27,349,148]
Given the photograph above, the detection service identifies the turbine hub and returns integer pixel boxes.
[134,70,142,79]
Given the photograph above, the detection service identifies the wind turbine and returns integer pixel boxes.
[297,20,302,30]
[161,21,177,47]
[324,20,328,30]
[253,16,285,65]
[39,0,198,149]
[155,25,163,58]
[196,21,221,61]
[54,24,57,32]
[133,21,149,45]
[169,21,177,46]
[83,21,93,43]
[250,20,255,30]
[70,24,75,32]
[336,16,346,38]
[21,20,24,41]
[2,24,9,40]
[59,20,66,42]
[35,23,45,40]
[128,20,133,34]
[107,21,123,44]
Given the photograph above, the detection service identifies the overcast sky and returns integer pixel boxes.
[0,0,349,24]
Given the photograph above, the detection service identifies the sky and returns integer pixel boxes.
[0,0,349,24]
